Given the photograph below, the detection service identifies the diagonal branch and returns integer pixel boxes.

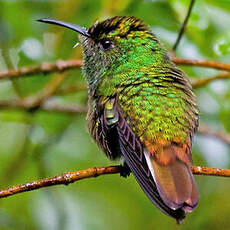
[173,0,196,51]
[192,72,230,88]
[25,73,67,107]
[0,165,229,199]
[0,58,230,80]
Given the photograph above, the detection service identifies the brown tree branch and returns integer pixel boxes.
[192,166,230,177]
[172,58,230,71]
[192,72,230,88]
[0,166,121,198]
[0,165,229,199]
[0,60,83,79]
[0,58,230,80]
[173,0,196,51]
[0,100,87,114]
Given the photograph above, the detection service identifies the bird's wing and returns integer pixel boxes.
[101,97,186,222]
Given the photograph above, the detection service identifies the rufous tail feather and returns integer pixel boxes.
[144,147,199,212]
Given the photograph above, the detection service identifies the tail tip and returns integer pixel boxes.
[177,217,185,225]
[175,208,186,224]
[176,201,198,224]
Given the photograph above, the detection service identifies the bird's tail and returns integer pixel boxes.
[144,144,199,213]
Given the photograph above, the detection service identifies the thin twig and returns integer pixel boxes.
[1,58,230,80]
[0,60,83,79]
[0,165,229,199]
[192,72,230,88]
[27,73,67,107]
[172,58,230,71]
[198,124,230,145]
[0,100,87,114]
[173,0,196,51]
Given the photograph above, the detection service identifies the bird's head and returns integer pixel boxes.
[38,16,165,90]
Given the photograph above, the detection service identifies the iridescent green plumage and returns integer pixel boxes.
[39,16,199,223]
[82,16,198,144]
[83,16,199,222]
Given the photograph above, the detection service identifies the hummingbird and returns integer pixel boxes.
[38,16,199,223]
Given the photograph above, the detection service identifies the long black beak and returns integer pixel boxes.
[37,18,90,37]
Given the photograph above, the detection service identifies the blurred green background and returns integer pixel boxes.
[0,0,230,229]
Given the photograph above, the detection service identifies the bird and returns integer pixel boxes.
[38,16,199,223]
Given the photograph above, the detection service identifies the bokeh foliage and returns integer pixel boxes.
[0,0,230,229]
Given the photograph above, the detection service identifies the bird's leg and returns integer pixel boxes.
[120,158,131,178]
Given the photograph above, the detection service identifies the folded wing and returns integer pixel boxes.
[101,98,187,222]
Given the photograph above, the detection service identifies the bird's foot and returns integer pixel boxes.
[120,162,131,178]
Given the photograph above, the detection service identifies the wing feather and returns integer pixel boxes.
[94,97,187,222]
[110,102,186,221]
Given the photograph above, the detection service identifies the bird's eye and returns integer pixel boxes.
[99,39,113,51]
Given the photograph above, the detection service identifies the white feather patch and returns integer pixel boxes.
[144,149,157,183]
